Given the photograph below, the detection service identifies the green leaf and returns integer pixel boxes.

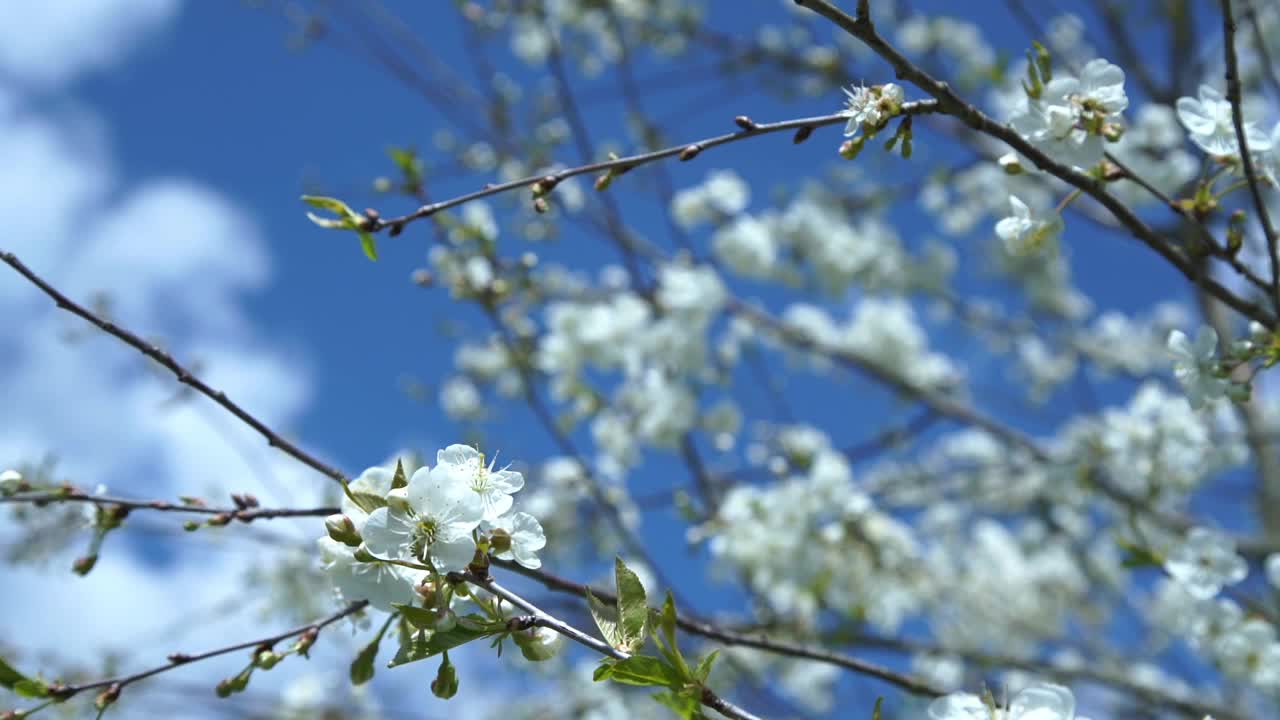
[346,490,386,515]
[305,211,354,230]
[0,656,29,690]
[301,195,355,215]
[693,650,719,683]
[615,557,648,651]
[350,635,381,686]
[14,678,49,699]
[431,651,459,699]
[1116,538,1163,568]
[654,592,690,679]
[388,630,431,668]
[391,459,408,489]
[605,655,683,689]
[652,690,702,719]
[592,659,616,682]
[393,603,438,631]
[358,231,378,262]
[386,618,500,668]
[872,696,884,720]
[586,589,622,649]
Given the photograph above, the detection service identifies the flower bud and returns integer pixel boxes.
[839,136,867,160]
[386,487,411,514]
[514,626,563,661]
[488,527,512,555]
[72,554,98,576]
[0,469,22,496]
[325,514,362,547]
[998,153,1024,175]
[253,649,283,670]
[94,683,121,711]
[415,579,439,605]
[292,627,319,657]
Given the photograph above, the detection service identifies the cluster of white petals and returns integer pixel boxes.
[1009,58,1128,169]
[318,446,546,611]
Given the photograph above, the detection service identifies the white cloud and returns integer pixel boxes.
[0,6,509,718]
[0,0,181,89]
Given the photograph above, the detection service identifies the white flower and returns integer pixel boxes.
[996,195,1064,256]
[702,170,750,215]
[713,215,777,278]
[1176,85,1273,158]
[1214,617,1280,689]
[670,170,749,227]
[1263,121,1280,187]
[434,444,525,521]
[0,469,21,494]
[1267,553,1280,589]
[1164,527,1247,599]
[490,511,547,569]
[342,466,397,527]
[841,82,903,136]
[317,537,423,611]
[1009,58,1127,169]
[362,463,484,572]
[440,375,483,420]
[929,682,1086,720]
[1166,327,1228,410]
[656,263,726,317]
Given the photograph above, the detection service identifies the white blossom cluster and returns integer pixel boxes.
[1147,528,1280,695]
[1008,58,1129,170]
[695,425,925,632]
[318,446,546,613]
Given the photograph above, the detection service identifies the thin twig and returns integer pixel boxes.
[46,601,367,701]
[466,571,766,720]
[790,0,1277,329]
[0,250,346,486]
[0,491,337,522]
[1221,0,1280,311]
[490,558,945,699]
[369,102,942,234]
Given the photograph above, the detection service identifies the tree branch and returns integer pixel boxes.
[790,0,1277,329]
[464,571,765,720]
[1221,0,1280,310]
[0,250,346,486]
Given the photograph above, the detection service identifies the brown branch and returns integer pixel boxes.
[368,102,942,235]
[466,570,764,720]
[0,250,347,486]
[1221,0,1280,310]
[490,558,946,699]
[791,0,1277,329]
[0,491,337,523]
[44,601,367,703]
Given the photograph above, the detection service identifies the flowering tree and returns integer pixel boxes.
[4,0,1280,718]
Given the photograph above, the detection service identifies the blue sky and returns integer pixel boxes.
[1,1,1262,718]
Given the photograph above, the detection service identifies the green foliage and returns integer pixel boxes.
[387,614,507,669]
[589,560,727,718]
[301,195,378,261]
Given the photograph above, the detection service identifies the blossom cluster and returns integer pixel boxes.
[318,446,546,613]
